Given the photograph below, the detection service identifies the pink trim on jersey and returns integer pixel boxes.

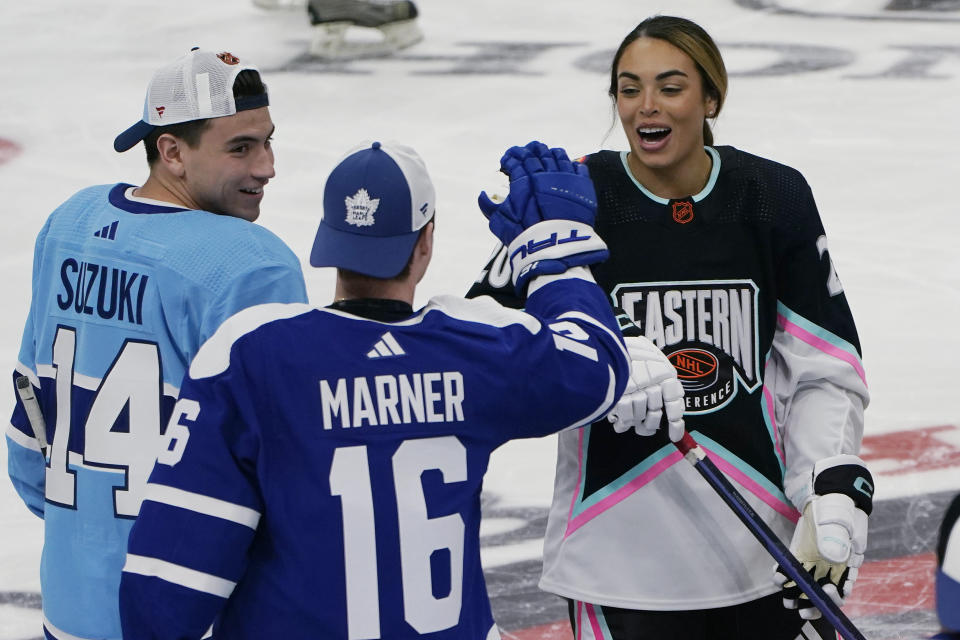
[778,314,867,386]
[585,603,605,640]
[564,449,683,538]
[762,384,786,467]
[704,446,800,523]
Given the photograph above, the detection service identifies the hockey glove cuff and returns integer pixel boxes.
[774,454,873,619]
[505,220,608,294]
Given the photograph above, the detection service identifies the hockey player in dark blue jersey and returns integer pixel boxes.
[5,48,306,640]
[119,140,630,639]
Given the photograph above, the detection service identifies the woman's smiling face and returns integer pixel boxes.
[615,36,717,175]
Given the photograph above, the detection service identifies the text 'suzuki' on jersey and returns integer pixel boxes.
[57,257,149,325]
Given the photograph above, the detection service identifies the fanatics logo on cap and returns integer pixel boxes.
[217,52,240,65]
[417,201,431,222]
[155,106,165,118]
[345,188,379,227]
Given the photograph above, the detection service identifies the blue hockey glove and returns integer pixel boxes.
[478,141,608,294]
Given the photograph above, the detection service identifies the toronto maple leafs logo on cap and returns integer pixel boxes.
[310,140,436,279]
[345,188,379,227]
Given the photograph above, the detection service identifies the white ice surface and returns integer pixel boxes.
[1,1,958,637]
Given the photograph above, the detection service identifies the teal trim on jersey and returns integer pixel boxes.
[777,301,861,360]
[593,603,614,640]
[694,433,790,505]
[618,146,721,204]
[572,424,677,519]
[760,347,786,477]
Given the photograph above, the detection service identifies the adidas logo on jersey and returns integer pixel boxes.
[367,332,405,358]
[94,221,119,240]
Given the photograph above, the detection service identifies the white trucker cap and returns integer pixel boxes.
[114,47,268,152]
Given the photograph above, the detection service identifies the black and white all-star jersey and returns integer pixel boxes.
[467,146,870,610]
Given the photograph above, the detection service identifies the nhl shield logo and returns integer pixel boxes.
[672,200,694,224]
[345,188,379,227]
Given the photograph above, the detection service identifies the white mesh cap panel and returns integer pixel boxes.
[116,48,264,151]
[140,49,257,126]
[385,141,436,233]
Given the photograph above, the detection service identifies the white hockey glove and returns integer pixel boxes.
[606,336,685,442]
[774,454,873,620]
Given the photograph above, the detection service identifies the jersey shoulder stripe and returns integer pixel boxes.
[421,294,541,333]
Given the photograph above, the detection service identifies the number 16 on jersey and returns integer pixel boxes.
[331,436,468,639]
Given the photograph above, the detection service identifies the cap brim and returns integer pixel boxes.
[310,220,420,278]
[114,120,156,152]
[937,567,960,631]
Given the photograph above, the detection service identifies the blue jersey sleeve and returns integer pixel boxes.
[6,219,51,518]
[121,304,310,639]
[7,372,47,518]
[121,370,264,640]
[481,269,630,439]
[5,429,46,518]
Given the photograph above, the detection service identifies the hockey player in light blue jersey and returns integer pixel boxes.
[5,48,307,640]
[119,140,630,639]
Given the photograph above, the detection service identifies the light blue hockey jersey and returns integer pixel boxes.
[5,183,308,640]
[119,276,629,640]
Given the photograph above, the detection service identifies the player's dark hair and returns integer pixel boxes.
[609,15,727,146]
[145,69,268,164]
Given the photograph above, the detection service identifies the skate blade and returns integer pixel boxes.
[253,0,306,10]
[309,19,423,60]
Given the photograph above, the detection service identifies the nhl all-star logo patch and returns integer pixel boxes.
[345,188,379,227]
[612,278,761,413]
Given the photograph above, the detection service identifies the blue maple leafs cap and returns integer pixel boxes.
[310,140,435,278]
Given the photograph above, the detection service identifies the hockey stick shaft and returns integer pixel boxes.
[15,375,48,457]
[673,432,867,640]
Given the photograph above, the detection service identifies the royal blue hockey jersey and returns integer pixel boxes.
[5,183,307,640]
[119,274,628,639]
